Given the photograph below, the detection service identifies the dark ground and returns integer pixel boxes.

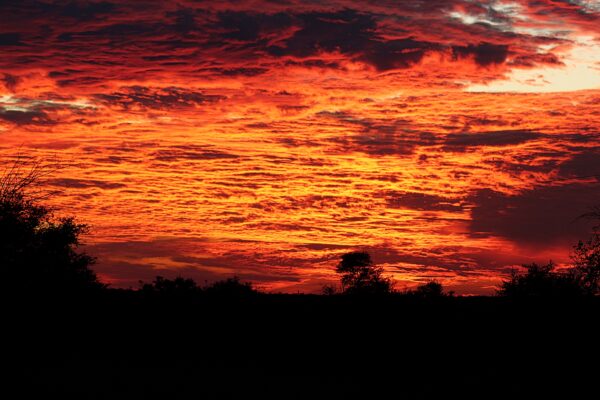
[4,292,600,399]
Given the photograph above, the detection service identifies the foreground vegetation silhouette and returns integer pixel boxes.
[335,251,393,294]
[4,158,600,300]
[140,275,257,299]
[4,159,600,398]
[497,234,600,298]
[0,160,103,295]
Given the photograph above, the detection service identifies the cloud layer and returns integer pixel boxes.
[1,0,599,293]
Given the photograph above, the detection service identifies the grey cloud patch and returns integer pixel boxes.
[278,105,310,114]
[56,76,107,87]
[318,110,438,156]
[263,10,437,70]
[166,7,199,34]
[377,190,463,212]
[452,42,509,66]
[444,130,542,151]
[0,96,94,126]
[50,1,117,21]
[558,148,600,181]
[469,184,600,246]
[215,10,293,42]
[509,52,564,67]
[2,73,20,91]
[483,158,559,176]
[25,141,80,150]
[152,145,240,162]
[346,129,437,156]
[357,38,438,71]
[94,86,226,110]
[297,243,355,251]
[47,178,127,190]
[0,109,55,125]
[0,33,23,46]
[283,59,343,70]
[57,21,159,42]
[215,9,438,71]
[205,67,269,77]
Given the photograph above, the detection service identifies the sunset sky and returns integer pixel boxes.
[1,0,600,294]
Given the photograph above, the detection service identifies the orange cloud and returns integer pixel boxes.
[1,0,599,294]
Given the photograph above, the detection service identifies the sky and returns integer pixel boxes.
[1,0,600,294]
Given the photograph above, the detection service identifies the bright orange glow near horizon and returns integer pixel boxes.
[1,0,600,294]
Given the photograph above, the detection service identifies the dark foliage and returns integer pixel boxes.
[571,233,600,295]
[5,158,600,397]
[0,167,102,295]
[8,290,600,398]
[335,251,392,295]
[497,262,585,298]
[498,233,600,298]
[409,280,451,298]
[139,275,257,299]
[140,276,200,296]
[203,276,257,297]
[321,284,337,295]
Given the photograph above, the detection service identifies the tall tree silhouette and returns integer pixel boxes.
[571,233,600,295]
[0,158,103,295]
[335,251,392,294]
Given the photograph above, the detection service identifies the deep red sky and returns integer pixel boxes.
[1,0,600,293]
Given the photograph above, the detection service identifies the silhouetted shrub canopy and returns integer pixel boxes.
[139,276,257,299]
[571,234,600,295]
[411,281,448,298]
[203,276,257,297]
[497,263,585,298]
[140,276,200,296]
[336,251,392,295]
[0,190,102,294]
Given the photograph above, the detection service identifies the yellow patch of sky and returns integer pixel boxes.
[468,36,600,93]
[449,2,600,93]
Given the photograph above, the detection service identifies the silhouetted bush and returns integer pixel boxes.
[140,276,201,297]
[335,252,392,295]
[321,284,338,296]
[497,262,585,298]
[571,233,600,295]
[203,276,257,297]
[409,281,450,299]
[0,162,103,295]
[138,275,257,302]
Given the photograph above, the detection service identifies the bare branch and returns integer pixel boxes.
[577,205,600,233]
[0,152,64,204]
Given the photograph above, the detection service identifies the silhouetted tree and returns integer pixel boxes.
[335,252,392,295]
[580,205,600,230]
[140,276,201,296]
[571,233,600,295]
[411,281,449,298]
[321,284,338,296]
[497,262,584,298]
[203,276,256,297]
[0,158,103,295]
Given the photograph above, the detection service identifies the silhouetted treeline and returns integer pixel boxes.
[7,280,600,398]
[4,159,600,300]
[4,160,600,397]
[497,234,600,298]
[138,275,258,301]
